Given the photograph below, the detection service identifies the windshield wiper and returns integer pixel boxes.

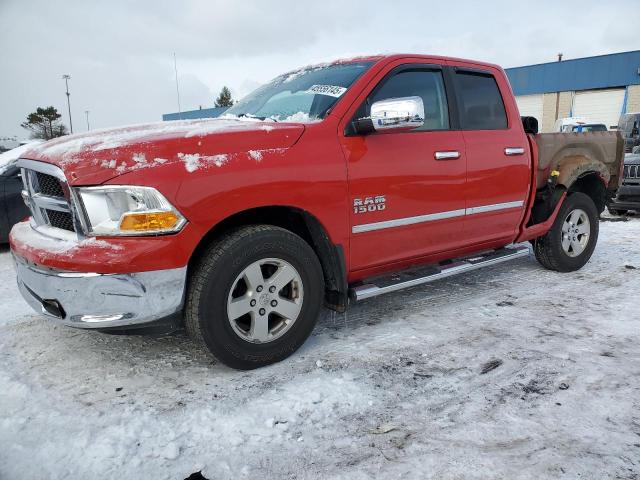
[236,113,278,122]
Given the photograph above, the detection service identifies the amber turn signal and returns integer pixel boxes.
[119,212,180,232]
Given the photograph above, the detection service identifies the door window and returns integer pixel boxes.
[453,71,507,130]
[358,69,450,131]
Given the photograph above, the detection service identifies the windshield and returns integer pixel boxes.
[225,61,373,122]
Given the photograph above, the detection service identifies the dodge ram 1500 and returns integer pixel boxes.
[10,54,624,369]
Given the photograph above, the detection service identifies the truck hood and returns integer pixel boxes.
[624,153,640,165]
[20,118,305,185]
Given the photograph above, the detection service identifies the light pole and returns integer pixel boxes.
[173,52,182,120]
[62,74,73,134]
[84,110,90,131]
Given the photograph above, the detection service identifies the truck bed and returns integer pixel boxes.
[534,131,625,190]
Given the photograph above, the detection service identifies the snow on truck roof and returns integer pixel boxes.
[290,53,501,72]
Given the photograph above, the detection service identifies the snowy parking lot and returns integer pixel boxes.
[1,216,639,480]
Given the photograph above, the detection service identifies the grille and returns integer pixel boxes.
[624,165,639,179]
[46,209,75,231]
[35,172,65,197]
[20,162,78,235]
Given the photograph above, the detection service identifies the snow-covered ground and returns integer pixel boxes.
[1,217,639,480]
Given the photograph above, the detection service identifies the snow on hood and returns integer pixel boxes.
[0,140,44,169]
[19,118,305,185]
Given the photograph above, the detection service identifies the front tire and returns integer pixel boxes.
[185,225,324,370]
[534,192,599,272]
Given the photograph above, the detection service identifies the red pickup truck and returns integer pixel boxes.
[10,54,623,369]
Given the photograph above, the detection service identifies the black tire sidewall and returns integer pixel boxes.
[196,228,323,369]
[546,192,599,272]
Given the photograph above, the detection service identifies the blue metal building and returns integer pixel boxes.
[504,50,640,131]
[162,106,228,121]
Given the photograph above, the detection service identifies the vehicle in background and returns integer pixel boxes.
[608,147,640,215]
[9,55,624,369]
[554,117,608,133]
[571,123,607,133]
[619,112,640,153]
[0,141,43,243]
[554,117,588,132]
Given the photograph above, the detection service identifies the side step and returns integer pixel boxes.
[350,244,530,301]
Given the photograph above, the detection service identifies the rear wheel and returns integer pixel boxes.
[534,192,599,272]
[185,225,324,369]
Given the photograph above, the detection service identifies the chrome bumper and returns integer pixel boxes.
[13,255,187,329]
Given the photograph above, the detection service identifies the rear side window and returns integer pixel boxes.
[362,69,450,131]
[453,70,507,130]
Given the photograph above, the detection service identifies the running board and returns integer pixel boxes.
[350,245,530,301]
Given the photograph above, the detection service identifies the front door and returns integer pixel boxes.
[340,62,468,273]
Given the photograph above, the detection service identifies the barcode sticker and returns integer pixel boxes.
[307,84,347,98]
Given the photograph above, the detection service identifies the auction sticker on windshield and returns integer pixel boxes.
[307,85,347,98]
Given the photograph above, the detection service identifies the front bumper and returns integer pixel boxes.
[609,184,640,211]
[14,254,187,329]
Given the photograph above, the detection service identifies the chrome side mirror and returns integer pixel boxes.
[371,96,424,131]
[353,96,424,134]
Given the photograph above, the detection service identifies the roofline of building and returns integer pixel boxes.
[505,49,640,71]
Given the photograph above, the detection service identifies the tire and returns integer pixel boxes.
[185,225,324,369]
[534,192,599,273]
[608,207,628,216]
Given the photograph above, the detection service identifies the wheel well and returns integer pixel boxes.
[567,172,607,213]
[189,206,348,312]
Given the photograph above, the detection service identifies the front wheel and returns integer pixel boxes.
[534,192,599,272]
[185,225,324,369]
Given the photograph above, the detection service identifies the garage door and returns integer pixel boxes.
[515,94,544,129]
[572,89,626,130]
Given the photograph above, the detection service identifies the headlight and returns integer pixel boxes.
[74,186,186,236]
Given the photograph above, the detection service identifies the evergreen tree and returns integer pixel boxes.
[21,106,68,140]
[214,86,234,107]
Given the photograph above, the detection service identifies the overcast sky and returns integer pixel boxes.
[1,0,638,138]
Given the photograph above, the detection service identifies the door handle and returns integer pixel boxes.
[504,147,525,156]
[434,151,460,160]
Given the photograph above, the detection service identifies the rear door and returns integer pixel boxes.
[448,64,530,246]
[340,61,467,272]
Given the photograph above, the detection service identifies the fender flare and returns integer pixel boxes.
[556,155,610,189]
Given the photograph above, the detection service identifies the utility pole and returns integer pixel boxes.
[173,52,182,120]
[62,74,73,134]
[554,53,564,122]
[85,110,90,131]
